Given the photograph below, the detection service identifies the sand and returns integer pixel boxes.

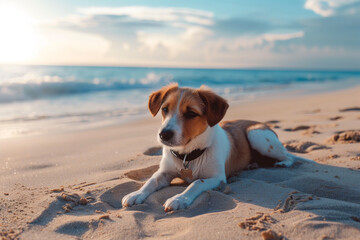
[1,86,360,240]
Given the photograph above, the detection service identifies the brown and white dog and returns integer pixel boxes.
[122,83,313,212]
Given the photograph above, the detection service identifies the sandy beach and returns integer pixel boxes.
[1,86,360,240]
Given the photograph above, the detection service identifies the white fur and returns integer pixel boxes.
[171,125,213,154]
[158,113,182,146]
[122,124,230,211]
[246,129,294,167]
[246,129,315,167]
[157,91,184,147]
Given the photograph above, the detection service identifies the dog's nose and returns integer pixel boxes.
[159,129,174,141]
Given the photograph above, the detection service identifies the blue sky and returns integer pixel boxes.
[0,0,359,69]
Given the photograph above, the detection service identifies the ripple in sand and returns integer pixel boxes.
[329,116,343,121]
[302,128,321,136]
[265,120,281,129]
[326,130,360,144]
[283,140,330,153]
[143,146,162,156]
[23,164,54,171]
[284,125,311,132]
[265,120,281,124]
[339,107,360,112]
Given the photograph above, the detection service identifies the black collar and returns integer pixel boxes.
[170,148,206,162]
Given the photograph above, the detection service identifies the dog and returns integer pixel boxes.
[122,83,313,212]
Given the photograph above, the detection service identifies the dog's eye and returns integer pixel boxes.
[162,107,169,114]
[184,111,199,119]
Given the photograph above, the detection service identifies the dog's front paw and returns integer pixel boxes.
[163,194,191,212]
[122,190,147,207]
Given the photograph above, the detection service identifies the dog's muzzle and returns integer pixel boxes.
[159,129,174,142]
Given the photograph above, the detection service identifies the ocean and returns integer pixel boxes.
[0,65,359,138]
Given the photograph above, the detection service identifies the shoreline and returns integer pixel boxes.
[1,80,358,140]
[1,85,360,239]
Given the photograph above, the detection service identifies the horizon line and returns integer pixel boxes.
[1,63,360,73]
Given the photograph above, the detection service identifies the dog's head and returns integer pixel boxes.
[148,83,228,148]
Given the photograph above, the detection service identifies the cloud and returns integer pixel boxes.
[53,6,299,56]
[212,18,271,37]
[137,26,213,59]
[278,1,360,50]
[76,6,214,28]
[270,3,360,69]
[304,0,359,16]
[51,6,216,59]
[79,6,213,22]
[301,14,360,48]
[216,32,304,52]
[57,13,165,37]
[32,5,360,69]
[335,1,360,14]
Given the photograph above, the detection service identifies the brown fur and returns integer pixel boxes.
[197,88,229,127]
[178,87,229,144]
[180,90,208,144]
[160,90,180,121]
[221,120,272,177]
[246,123,277,137]
[150,86,228,146]
[148,83,178,116]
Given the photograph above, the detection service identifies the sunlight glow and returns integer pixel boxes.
[0,5,38,63]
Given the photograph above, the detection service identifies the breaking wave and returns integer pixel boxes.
[0,65,359,104]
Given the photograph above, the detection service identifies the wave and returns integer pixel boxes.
[0,72,173,103]
[0,66,359,103]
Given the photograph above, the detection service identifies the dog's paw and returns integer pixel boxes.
[163,194,191,212]
[122,190,147,207]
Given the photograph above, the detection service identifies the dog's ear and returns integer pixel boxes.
[197,86,229,127]
[148,83,178,117]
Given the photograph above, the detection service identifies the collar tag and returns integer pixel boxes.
[180,168,193,181]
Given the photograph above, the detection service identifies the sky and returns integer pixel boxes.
[0,0,359,69]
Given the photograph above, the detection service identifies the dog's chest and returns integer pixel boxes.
[172,156,213,182]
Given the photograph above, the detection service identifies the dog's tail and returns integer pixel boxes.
[275,152,316,168]
[287,152,316,164]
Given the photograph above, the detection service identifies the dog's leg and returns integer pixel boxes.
[247,129,296,167]
[122,170,174,207]
[163,176,224,212]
